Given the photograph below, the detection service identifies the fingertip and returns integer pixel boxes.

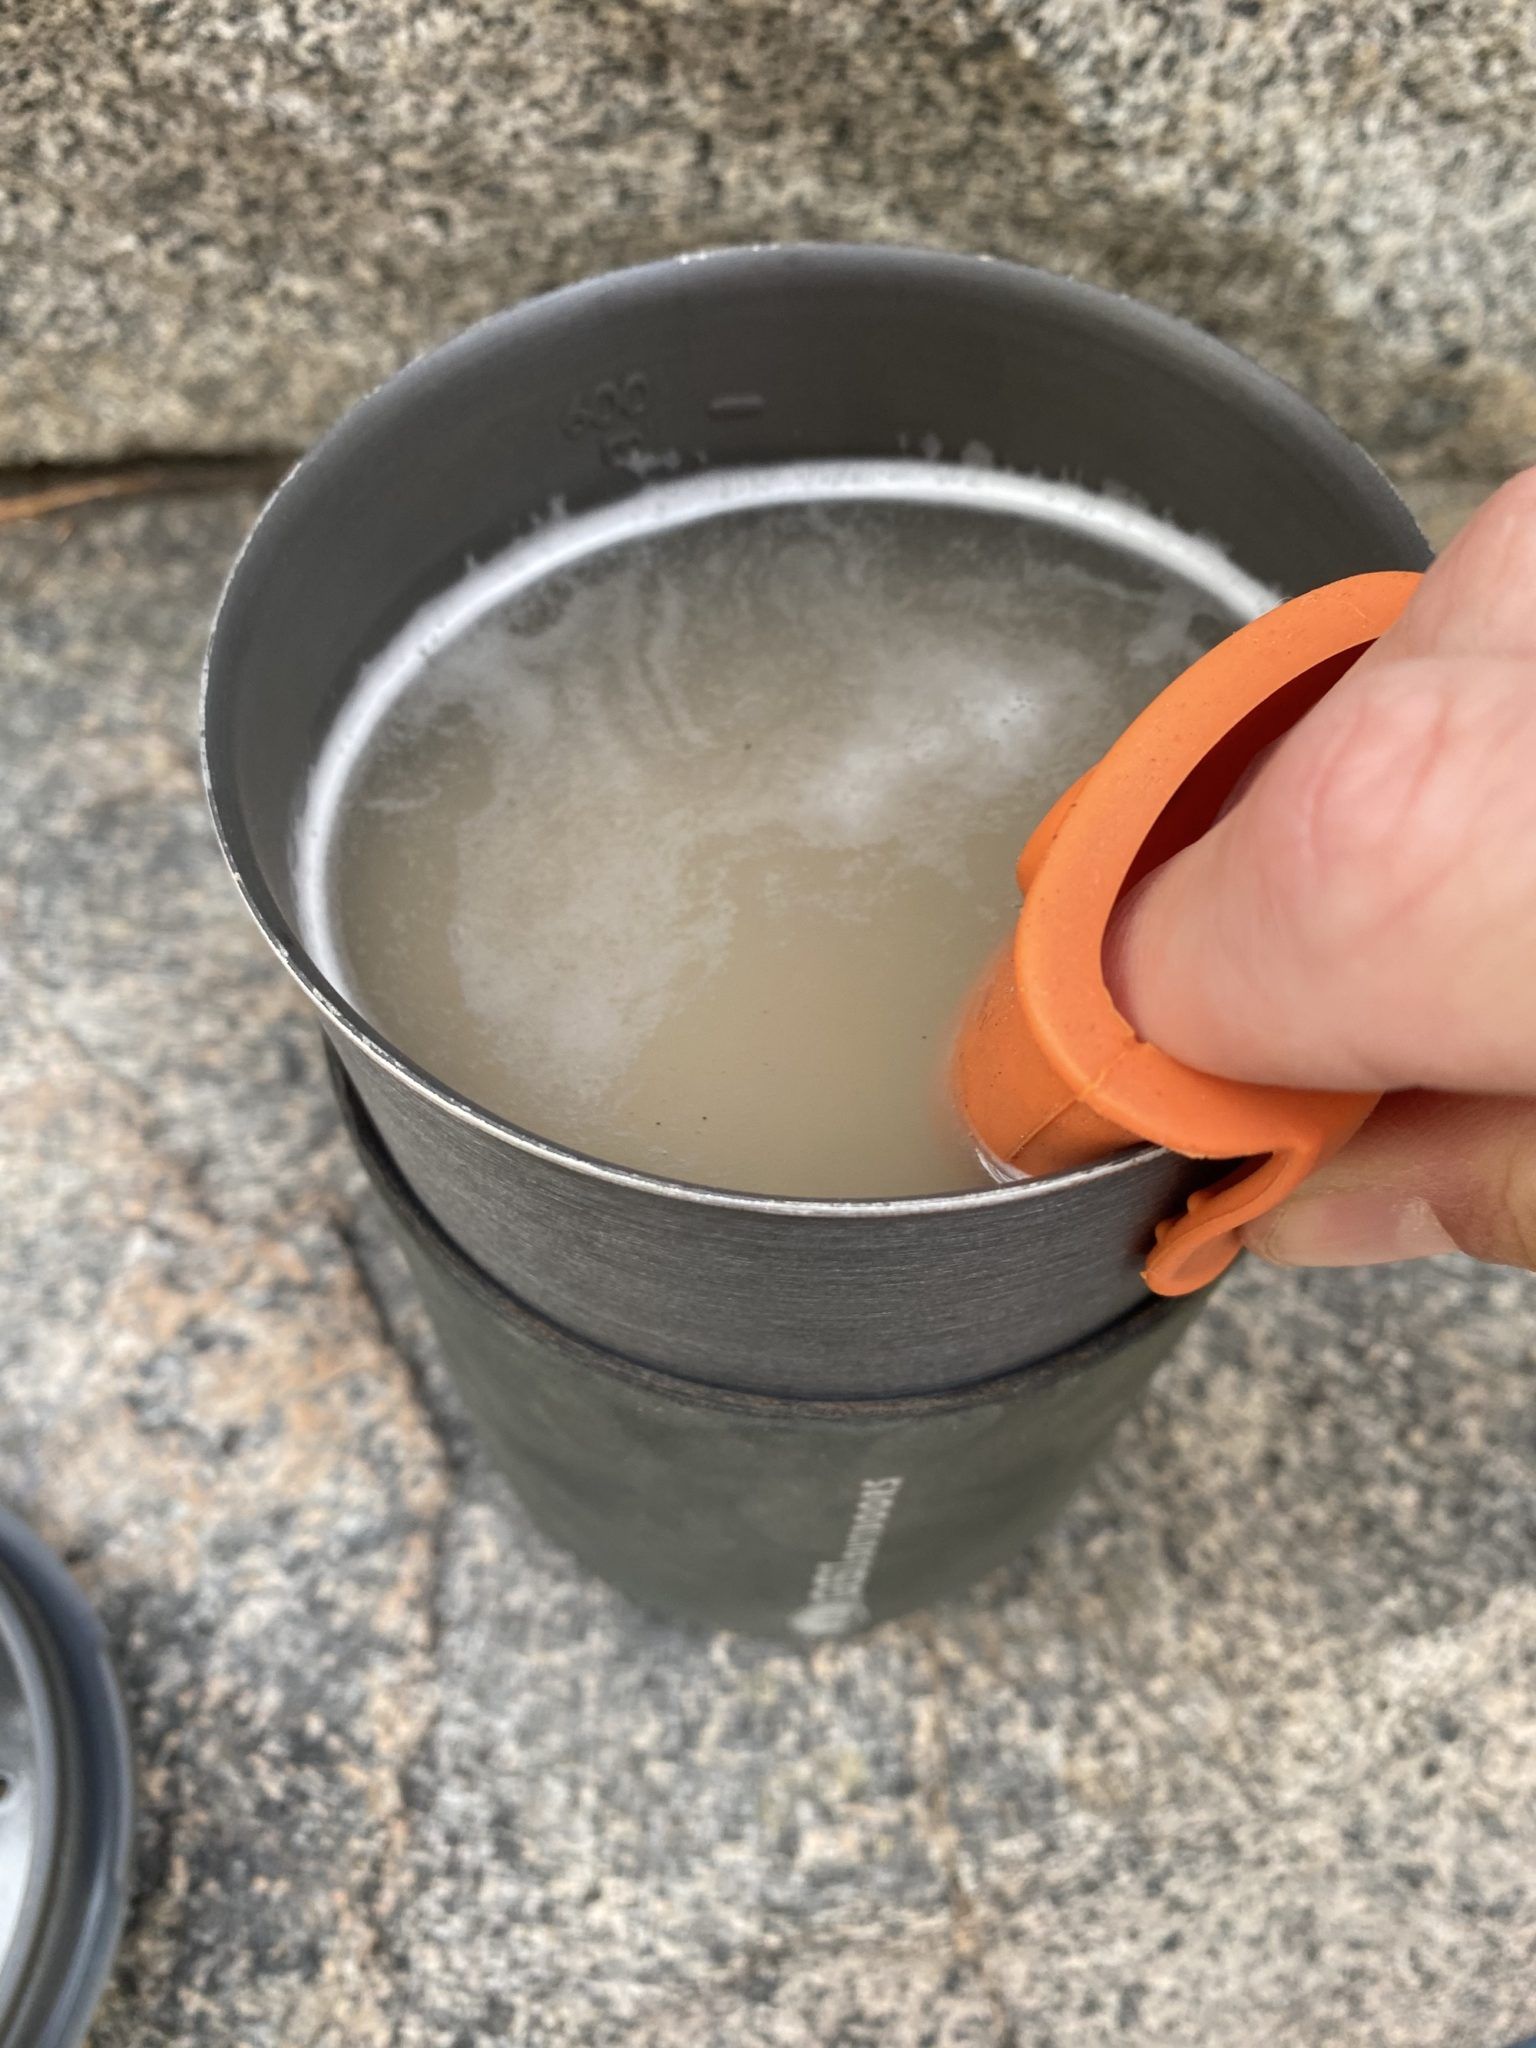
[1101,833,1233,1068]
[1387,465,1536,663]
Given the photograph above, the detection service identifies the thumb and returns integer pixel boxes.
[1104,469,1536,1099]
[1241,1092,1536,1274]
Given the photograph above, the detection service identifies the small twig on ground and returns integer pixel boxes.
[0,455,292,527]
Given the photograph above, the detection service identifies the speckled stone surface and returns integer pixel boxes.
[3,479,1536,2047]
[4,1,1536,476]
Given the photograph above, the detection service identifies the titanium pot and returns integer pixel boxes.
[335,1055,1201,1638]
[203,245,1429,1400]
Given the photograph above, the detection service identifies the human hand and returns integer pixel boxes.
[1104,471,1536,1272]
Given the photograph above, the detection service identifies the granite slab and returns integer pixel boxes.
[0,480,1532,2045]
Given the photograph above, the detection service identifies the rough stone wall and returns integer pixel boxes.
[4,0,1535,472]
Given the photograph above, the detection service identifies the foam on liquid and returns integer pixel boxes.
[299,462,1272,1197]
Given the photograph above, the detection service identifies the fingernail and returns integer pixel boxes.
[1248,1191,1458,1268]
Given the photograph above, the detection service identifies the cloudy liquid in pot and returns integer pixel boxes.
[299,462,1270,1198]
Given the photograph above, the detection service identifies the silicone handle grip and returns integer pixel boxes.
[954,570,1423,1296]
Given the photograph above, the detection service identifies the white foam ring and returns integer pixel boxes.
[294,459,1275,990]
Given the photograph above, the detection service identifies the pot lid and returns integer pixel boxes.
[0,1508,131,2048]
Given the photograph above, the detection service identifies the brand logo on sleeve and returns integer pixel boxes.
[789,1476,904,1638]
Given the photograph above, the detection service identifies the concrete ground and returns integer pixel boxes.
[3,475,1535,2046]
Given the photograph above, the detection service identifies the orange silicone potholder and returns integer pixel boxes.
[953,570,1422,1297]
